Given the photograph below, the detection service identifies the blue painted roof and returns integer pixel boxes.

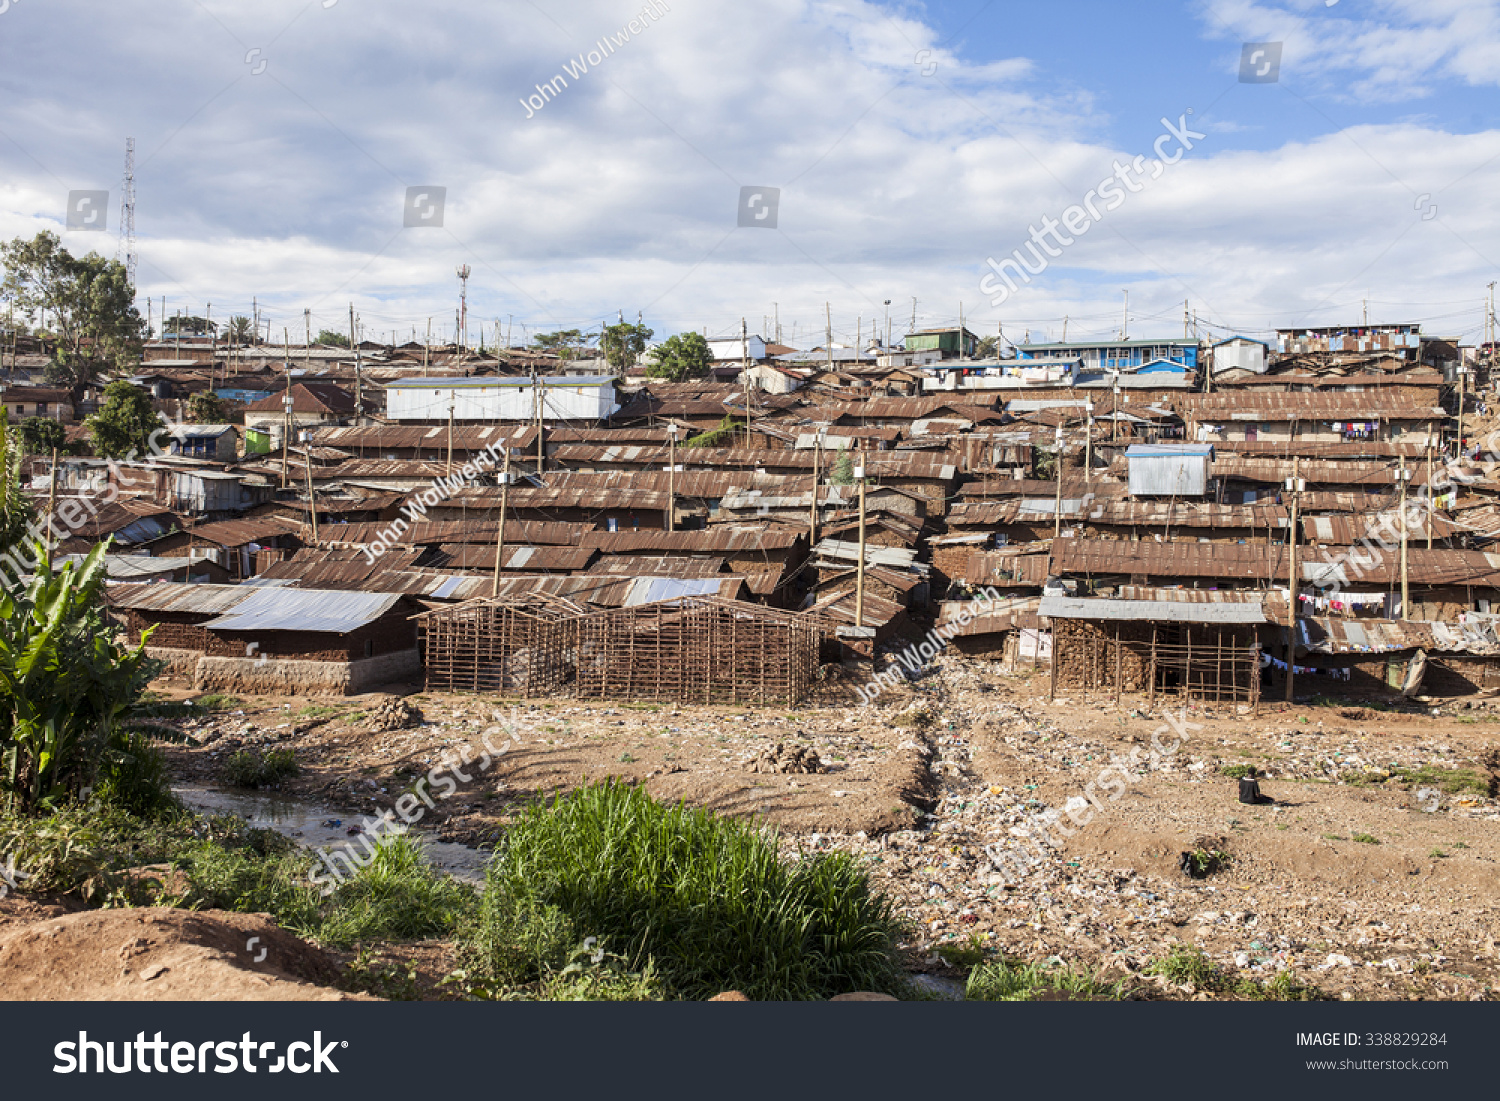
[1125,444,1214,458]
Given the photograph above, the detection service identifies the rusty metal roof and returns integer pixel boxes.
[435,544,596,572]
[180,515,302,547]
[309,424,537,450]
[1172,393,1444,418]
[586,556,729,577]
[310,519,587,546]
[106,583,256,616]
[443,486,671,511]
[580,528,802,554]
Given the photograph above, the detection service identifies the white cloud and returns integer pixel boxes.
[0,0,1494,347]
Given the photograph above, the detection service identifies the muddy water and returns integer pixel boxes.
[174,784,491,885]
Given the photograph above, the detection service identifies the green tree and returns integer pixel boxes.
[531,329,586,360]
[644,332,713,382]
[1,232,146,387]
[315,329,350,348]
[0,543,190,815]
[0,416,36,564]
[830,451,854,485]
[17,416,67,456]
[184,391,228,424]
[85,381,163,460]
[223,315,255,344]
[601,321,654,371]
[975,336,1000,359]
[161,314,213,336]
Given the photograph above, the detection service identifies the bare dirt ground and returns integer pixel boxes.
[11,654,1496,1001]
[0,903,365,1001]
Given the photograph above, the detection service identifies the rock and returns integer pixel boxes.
[743,741,823,775]
[708,991,751,1001]
[364,696,424,733]
[830,992,899,1002]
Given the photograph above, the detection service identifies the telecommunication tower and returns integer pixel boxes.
[456,264,471,350]
[118,138,137,289]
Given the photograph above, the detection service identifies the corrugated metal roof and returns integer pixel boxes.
[1039,595,1267,624]
[311,519,586,546]
[107,583,256,615]
[181,516,302,547]
[581,528,801,554]
[201,588,404,632]
[385,375,614,388]
[586,556,728,577]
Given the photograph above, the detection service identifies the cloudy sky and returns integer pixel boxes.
[2,0,1499,350]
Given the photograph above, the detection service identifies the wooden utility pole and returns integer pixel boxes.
[490,445,510,596]
[1398,456,1410,619]
[304,308,312,365]
[304,453,320,543]
[1285,458,1301,702]
[280,361,293,489]
[1426,444,1434,551]
[44,448,58,548]
[854,449,867,629]
[1052,428,1065,541]
[1457,365,1467,460]
[423,318,431,376]
[535,376,545,476]
[810,434,820,546]
[446,394,455,476]
[825,303,833,370]
[1084,401,1093,483]
[350,305,363,418]
[666,422,678,532]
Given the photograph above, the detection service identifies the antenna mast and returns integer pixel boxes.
[456,264,471,351]
[118,137,137,290]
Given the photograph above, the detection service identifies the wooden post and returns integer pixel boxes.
[491,446,509,596]
[280,362,292,489]
[1052,429,1064,540]
[1426,444,1434,551]
[666,424,677,532]
[1398,455,1409,619]
[1285,457,1300,702]
[855,449,867,629]
[304,453,319,543]
[446,394,455,476]
[1149,625,1157,708]
[44,447,58,550]
[809,434,820,547]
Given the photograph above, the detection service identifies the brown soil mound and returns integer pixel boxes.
[0,908,365,1001]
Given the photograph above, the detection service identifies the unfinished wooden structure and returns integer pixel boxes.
[574,596,819,705]
[1040,593,1265,709]
[415,595,582,695]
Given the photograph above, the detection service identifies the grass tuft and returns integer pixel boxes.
[461,780,907,1001]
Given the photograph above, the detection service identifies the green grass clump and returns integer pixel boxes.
[965,957,1126,1001]
[463,780,907,1001]
[1350,832,1380,845]
[180,829,474,948]
[935,933,987,970]
[221,746,299,788]
[1389,766,1493,798]
[1146,946,1325,1001]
